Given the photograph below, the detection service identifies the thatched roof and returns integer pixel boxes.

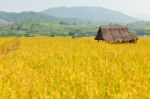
[95,26,138,42]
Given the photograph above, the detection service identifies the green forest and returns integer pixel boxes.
[1,20,150,37]
[0,20,98,37]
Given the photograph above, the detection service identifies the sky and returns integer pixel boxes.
[0,0,150,17]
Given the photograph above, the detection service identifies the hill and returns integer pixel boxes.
[0,11,64,23]
[0,18,9,24]
[42,7,138,23]
[0,11,90,24]
[0,18,12,25]
[128,21,150,35]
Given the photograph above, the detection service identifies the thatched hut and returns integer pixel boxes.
[95,26,138,43]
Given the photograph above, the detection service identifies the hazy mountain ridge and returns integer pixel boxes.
[0,11,91,24]
[0,11,62,23]
[0,18,12,24]
[128,21,150,35]
[0,7,138,24]
[42,7,138,23]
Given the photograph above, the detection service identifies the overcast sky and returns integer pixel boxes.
[0,0,149,16]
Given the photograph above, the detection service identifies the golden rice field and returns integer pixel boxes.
[0,37,150,99]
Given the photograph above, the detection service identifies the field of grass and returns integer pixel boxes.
[0,37,149,98]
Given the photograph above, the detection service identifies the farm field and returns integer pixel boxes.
[0,37,150,98]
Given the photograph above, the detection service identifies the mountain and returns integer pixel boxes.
[0,7,138,24]
[0,11,90,24]
[42,7,138,23]
[0,11,62,23]
[0,18,11,24]
[0,18,13,27]
[128,21,150,35]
